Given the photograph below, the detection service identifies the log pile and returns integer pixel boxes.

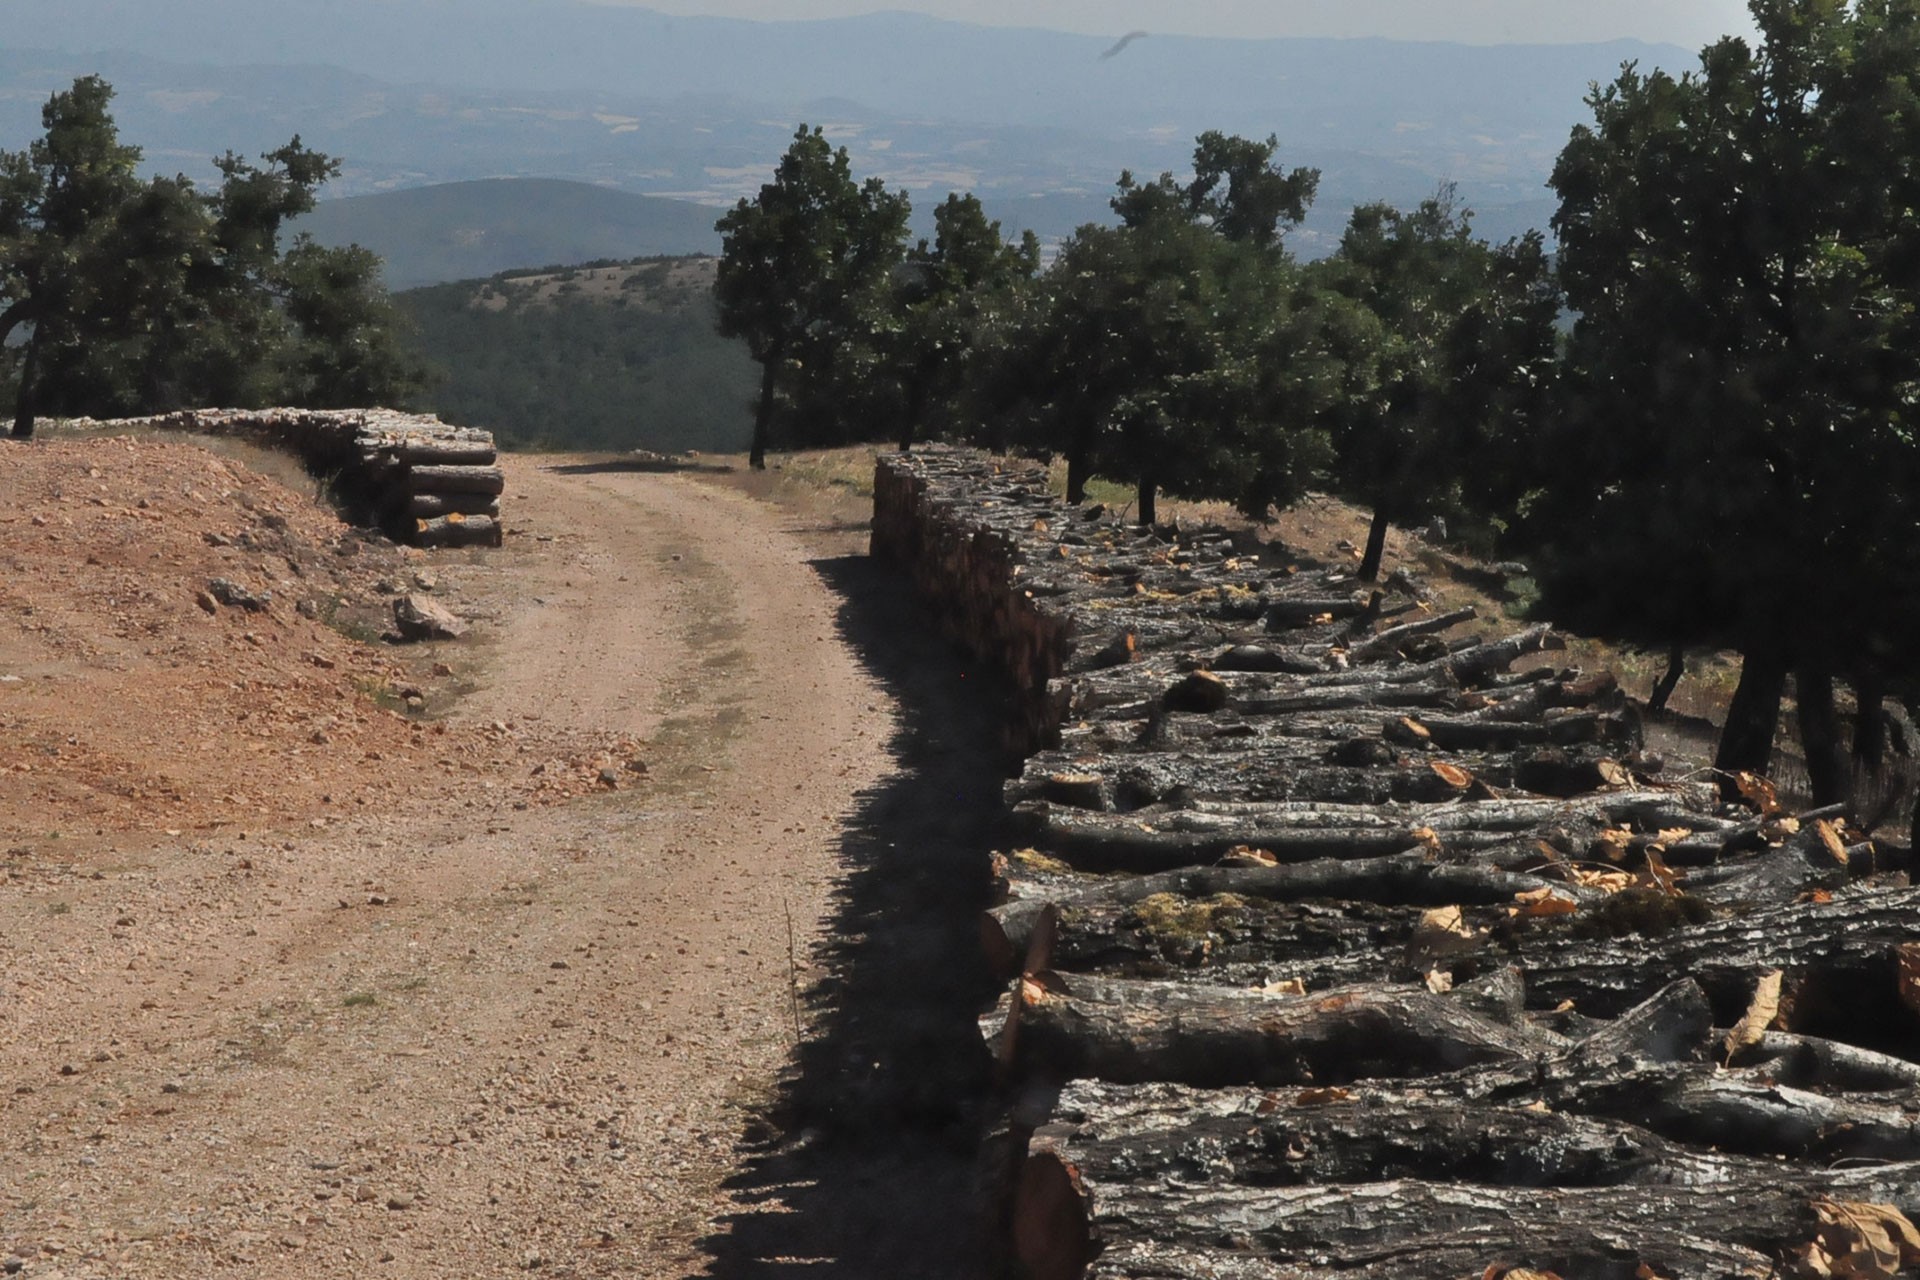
[871,446,1920,1280]
[76,408,505,548]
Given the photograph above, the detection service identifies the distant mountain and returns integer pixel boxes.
[291,179,724,288]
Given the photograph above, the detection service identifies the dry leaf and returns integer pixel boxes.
[1736,770,1783,816]
[1896,944,1920,1019]
[1635,1265,1675,1280]
[1407,905,1484,963]
[1219,845,1279,868]
[1570,866,1634,893]
[1809,1199,1920,1279]
[1723,969,1783,1060]
[1019,976,1051,1007]
[1592,827,1633,863]
[1512,887,1579,918]
[1596,758,1633,788]
[1763,815,1802,846]
[1816,819,1850,867]
[1486,1269,1565,1280]
[1409,825,1444,852]
[1293,1086,1353,1106]
[1424,970,1454,994]
[1398,715,1432,740]
[1430,761,1474,789]
[1258,978,1307,997]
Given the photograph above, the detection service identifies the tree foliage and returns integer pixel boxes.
[1540,0,1920,791]
[1315,187,1560,579]
[0,76,422,438]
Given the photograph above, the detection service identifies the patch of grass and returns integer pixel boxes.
[47,900,70,916]
[342,991,379,1008]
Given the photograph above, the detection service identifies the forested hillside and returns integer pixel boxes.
[293,180,725,289]
[396,257,755,454]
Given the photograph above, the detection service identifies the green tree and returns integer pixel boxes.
[0,76,420,436]
[713,125,911,468]
[1316,187,1560,581]
[888,192,1038,451]
[1542,0,1920,799]
[1015,153,1334,523]
[0,75,145,437]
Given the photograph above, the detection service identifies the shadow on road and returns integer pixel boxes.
[698,552,1013,1279]
[542,456,737,477]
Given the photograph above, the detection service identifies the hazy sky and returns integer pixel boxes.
[602,1,1760,48]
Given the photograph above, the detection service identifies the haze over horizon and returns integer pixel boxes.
[599,0,1759,50]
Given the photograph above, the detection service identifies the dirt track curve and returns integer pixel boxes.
[1,454,996,1278]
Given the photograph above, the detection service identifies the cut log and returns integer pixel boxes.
[407,492,502,520]
[1007,972,1554,1086]
[1028,1077,1916,1194]
[374,438,497,466]
[982,850,1604,980]
[407,464,506,495]
[414,514,502,548]
[1019,1162,1904,1280]
[1020,789,1728,873]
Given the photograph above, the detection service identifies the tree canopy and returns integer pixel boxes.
[1541,0,1920,793]
[0,76,422,438]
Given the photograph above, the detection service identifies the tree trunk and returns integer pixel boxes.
[1135,476,1156,527]
[1713,647,1787,797]
[10,330,40,440]
[898,363,929,453]
[1356,507,1390,582]
[749,355,777,471]
[1795,662,1849,806]
[1066,450,1091,505]
[1648,641,1685,712]
[1854,670,1887,772]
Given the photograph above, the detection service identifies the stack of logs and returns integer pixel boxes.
[88,408,504,548]
[872,446,1920,1280]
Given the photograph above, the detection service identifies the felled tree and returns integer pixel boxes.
[713,125,910,467]
[1542,0,1920,797]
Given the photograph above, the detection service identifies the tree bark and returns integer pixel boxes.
[1796,662,1849,806]
[1356,506,1390,582]
[1714,647,1787,797]
[1648,641,1685,712]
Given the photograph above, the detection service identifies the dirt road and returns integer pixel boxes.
[1,453,994,1278]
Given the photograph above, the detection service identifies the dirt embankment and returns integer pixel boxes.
[0,436,987,1278]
